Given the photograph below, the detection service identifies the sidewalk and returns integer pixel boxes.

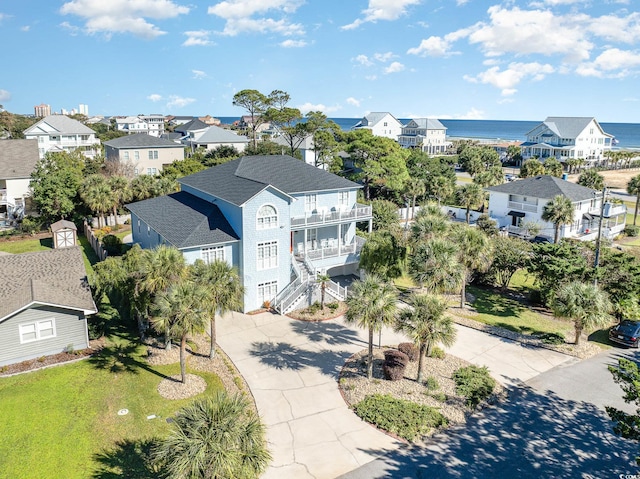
[217,312,574,479]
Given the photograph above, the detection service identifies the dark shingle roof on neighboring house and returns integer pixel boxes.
[24,115,96,135]
[104,133,183,148]
[0,247,97,322]
[175,119,209,133]
[486,175,597,202]
[191,125,248,144]
[179,155,360,206]
[126,191,240,248]
[0,139,40,179]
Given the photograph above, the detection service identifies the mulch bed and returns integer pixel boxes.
[287,301,348,321]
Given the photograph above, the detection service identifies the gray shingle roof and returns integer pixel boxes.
[179,155,360,206]
[0,247,97,322]
[104,133,183,149]
[191,125,249,144]
[126,191,240,248]
[175,119,209,133]
[0,139,40,179]
[24,115,96,135]
[525,117,612,139]
[403,118,447,130]
[486,175,597,202]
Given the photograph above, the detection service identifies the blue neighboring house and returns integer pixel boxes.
[126,155,372,313]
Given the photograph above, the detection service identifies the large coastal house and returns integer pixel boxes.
[104,133,185,176]
[182,125,249,153]
[520,117,614,164]
[115,114,165,137]
[398,118,450,155]
[24,115,101,159]
[127,155,372,313]
[0,247,97,367]
[352,112,403,140]
[486,175,626,242]
[0,139,39,226]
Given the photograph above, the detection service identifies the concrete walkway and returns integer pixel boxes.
[216,312,573,479]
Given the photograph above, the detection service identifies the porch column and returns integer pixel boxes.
[337,224,341,255]
[303,229,307,256]
[368,219,373,233]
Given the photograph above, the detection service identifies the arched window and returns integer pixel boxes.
[257,204,278,229]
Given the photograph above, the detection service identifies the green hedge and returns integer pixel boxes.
[453,365,496,408]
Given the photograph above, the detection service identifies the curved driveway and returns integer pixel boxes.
[217,312,573,479]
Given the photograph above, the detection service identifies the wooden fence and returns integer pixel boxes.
[83,220,108,261]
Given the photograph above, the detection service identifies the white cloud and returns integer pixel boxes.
[208,0,305,36]
[365,74,377,81]
[0,89,11,102]
[192,70,207,79]
[456,107,484,120]
[59,0,189,39]
[384,61,405,74]
[297,102,342,114]
[464,62,555,95]
[576,48,640,77]
[147,94,163,102]
[586,12,640,44]
[60,21,81,35]
[21,25,30,32]
[183,30,214,46]
[407,36,452,57]
[0,13,10,22]
[346,97,361,107]
[354,54,373,66]
[280,39,306,47]
[166,95,196,109]
[373,52,394,62]
[342,0,421,30]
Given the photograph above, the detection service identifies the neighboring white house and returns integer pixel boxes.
[0,139,39,226]
[103,133,185,176]
[183,125,249,153]
[127,155,372,313]
[520,117,614,165]
[398,118,450,155]
[486,175,626,242]
[272,135,319,167]
[24,115,101,159]
[115,115,165,137]
[352,112,403,140]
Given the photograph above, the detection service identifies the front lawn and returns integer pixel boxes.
[0,329,224,478]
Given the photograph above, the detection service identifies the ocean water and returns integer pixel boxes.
[217,117,640,149]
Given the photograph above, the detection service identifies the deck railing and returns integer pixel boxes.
[507,201,537,213]
[291,204,372,228]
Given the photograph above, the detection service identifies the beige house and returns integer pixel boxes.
[104,133,185,176]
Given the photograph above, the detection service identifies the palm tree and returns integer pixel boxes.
[473,166,503,187]
[151,279,210,383]
[395,293,457,383]
[627,174,640,226]
[107,175,131,227]
[451,225,492,308]
[519,159,545,178]
[411,213,449,242]
[456,183,485,224]
[81,174,112,227]
[316,273,331,309]
[345,274,399,379]
[154,176,179,196]
[542,195,575,243]
[191,259,244,359]
[550,281,612,345]
[404,178,426,220]
[141,245,188,349]
[409,237,464,294]
[578,169,605,190]
[429,176,454,206]
[153,392,271,479]
[130,174,156,201]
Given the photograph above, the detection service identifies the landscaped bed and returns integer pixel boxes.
[339,346,504,443]
[287,301,348,321]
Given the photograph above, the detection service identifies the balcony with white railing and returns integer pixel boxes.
[291,204,372,228]
[507,201,538,213]
[299,236,365,263]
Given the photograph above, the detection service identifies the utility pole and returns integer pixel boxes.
[593,187,607,286]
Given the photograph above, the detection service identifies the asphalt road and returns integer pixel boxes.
[338,347,640,479]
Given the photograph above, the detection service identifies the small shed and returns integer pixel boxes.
[51,220,77,248]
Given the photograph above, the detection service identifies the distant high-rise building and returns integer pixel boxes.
[34,103,51,117]
[79,104,88,116]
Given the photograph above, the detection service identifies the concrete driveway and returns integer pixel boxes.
[217,312,574,479]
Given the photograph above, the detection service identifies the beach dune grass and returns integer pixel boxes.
[0,331,224,478]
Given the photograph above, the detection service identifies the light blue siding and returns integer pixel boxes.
[181,242,238,268]
[130,212,164,249]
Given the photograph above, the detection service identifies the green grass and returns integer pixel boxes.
[0,328,224,478]
[394,273,417,290]
[465,285,574,339]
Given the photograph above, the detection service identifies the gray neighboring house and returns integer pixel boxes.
[104,133,185,176]
[0,139,40,225]
[0,247,97,367]
[183,125,249,153]
[174,118,209,137]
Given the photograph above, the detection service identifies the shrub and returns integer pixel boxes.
[327,302,339,312]
[63,344,75,354]
[306,301,321,314]
[431,392,447,402]
[20,216,43,235]
[101,234,123,256]
[423,376,439,391]
[353,394,447,442]
[534,332,565,345]
[383,349,409,381]
[453,365,496,408]
[625,225,640,237]
[398,342,419,362]
[429,346,446,359]
[93,226,112,240]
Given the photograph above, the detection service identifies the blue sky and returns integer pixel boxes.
[1,0,639,122]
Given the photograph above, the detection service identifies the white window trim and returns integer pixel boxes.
[257,280,278,305]
[201,245,225,264]
[19,318,56,344]
[257,204,278,230]
[257,240,278,270]
[305,194,317,212]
